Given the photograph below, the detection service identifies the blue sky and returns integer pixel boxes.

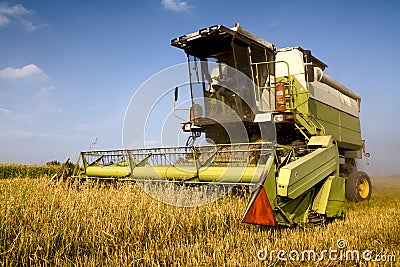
[0,0,399,176]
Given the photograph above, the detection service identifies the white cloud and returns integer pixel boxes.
[0,107,11,114]
[161,0,190,12]
[0,3,39,31]
[34,86,63,113]
[73,123,95,132]
[38,102,63,113]
[0,129,66,139]
[14,130,35,138]
[35,86,55,98]
[0,3,32,23]
[21,19,38,31]
[0,64,49,81]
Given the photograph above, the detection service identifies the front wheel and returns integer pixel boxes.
[345,171,372,202]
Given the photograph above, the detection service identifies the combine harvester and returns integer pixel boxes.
[68,24,371,227]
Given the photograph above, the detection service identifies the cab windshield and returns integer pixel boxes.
[187,56,256,123]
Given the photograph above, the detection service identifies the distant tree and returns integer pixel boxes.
[46,160,61,166]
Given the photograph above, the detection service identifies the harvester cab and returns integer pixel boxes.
[171,24,276,145]
[68,24,371,227]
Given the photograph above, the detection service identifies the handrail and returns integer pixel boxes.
[251,61,325,137]
[251,60,296,111]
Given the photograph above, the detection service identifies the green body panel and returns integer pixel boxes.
[274,188,317,226]
[308,99,362,150]
[276,142,338,199]
[325,175,346,218]
[312,176,334,214]
[311,175,345,218]
[272,174,345,226]
[307,135,333,147]
[286,76,309,112]
[344,149,362,159]
[263,156,278,208]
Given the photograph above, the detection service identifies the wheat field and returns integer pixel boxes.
[0,176,399,266]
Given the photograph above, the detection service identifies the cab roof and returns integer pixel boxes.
[171,24,328,70]
[171,25,275,59]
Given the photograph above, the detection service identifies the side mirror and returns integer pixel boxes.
[365,152,370,166]
[303,50,314,83]
[174,86,178,102]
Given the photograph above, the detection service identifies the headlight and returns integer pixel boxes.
[274,114,284,122]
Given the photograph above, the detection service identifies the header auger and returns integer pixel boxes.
[62,24,371,227]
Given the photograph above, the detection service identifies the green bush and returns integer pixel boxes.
[0,164,59,179]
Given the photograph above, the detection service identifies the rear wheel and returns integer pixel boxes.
[345,171,372,202]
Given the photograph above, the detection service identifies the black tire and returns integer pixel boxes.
[345,171,372,202]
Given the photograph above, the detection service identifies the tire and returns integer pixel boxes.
[345,171,372,202]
